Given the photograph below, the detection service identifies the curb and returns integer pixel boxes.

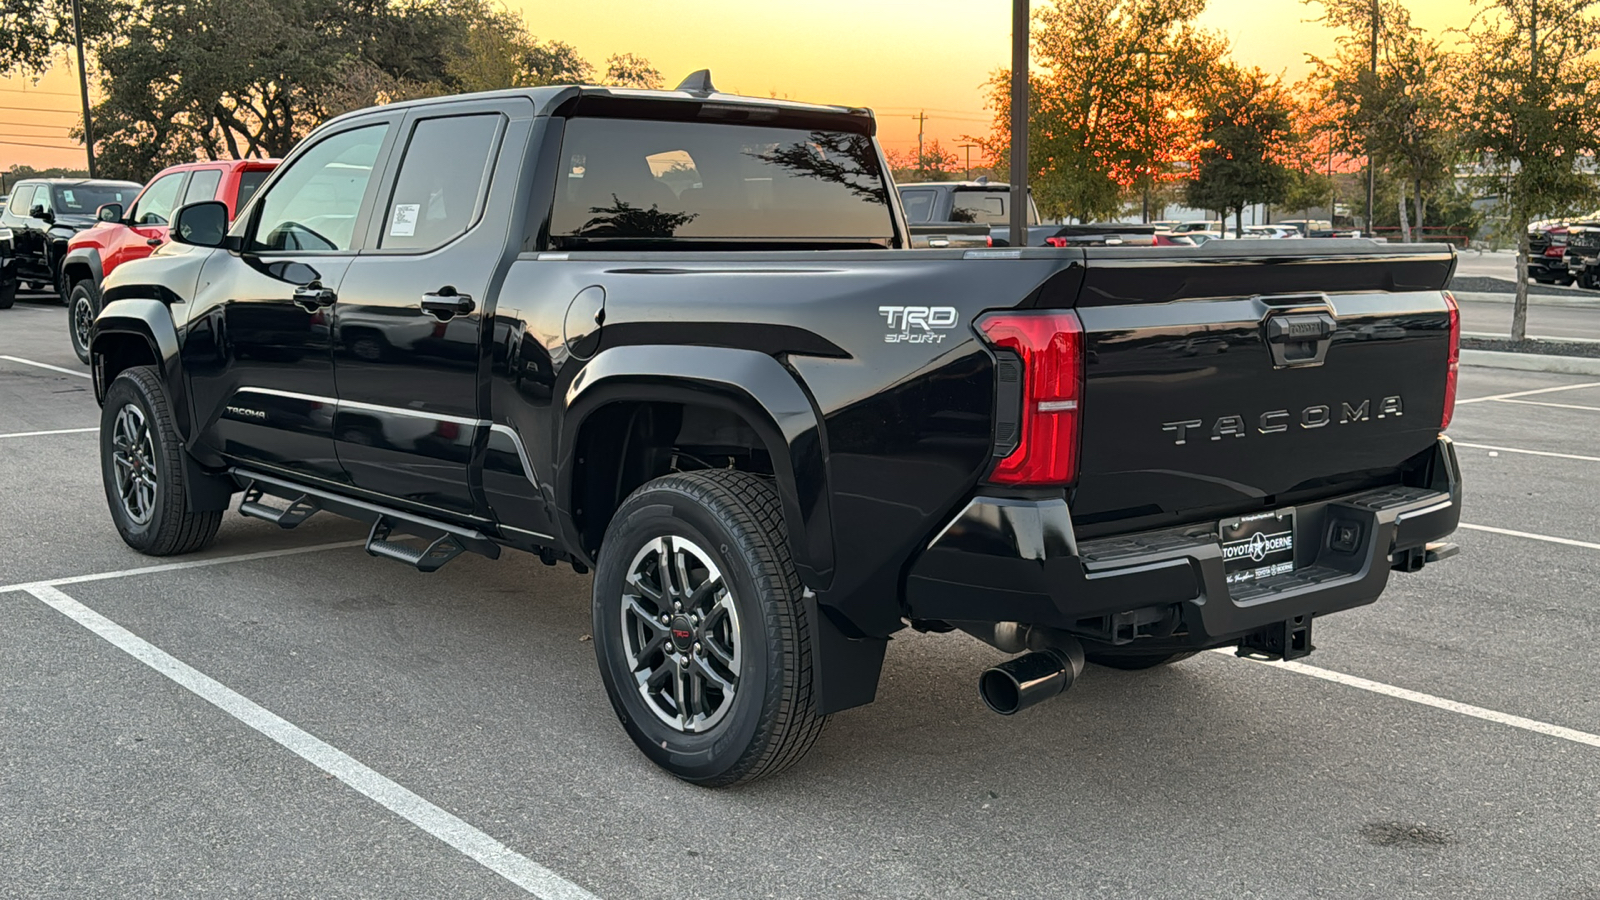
[1461,349,1600,376]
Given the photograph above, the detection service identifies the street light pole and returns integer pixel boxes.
[70,0,96,177]
[1366,0,1378,234]
[1009,0,1029,245]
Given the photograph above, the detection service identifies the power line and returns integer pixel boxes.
[0,121,75,131]
[0,104,80,115]
[0,87,80,97]
[0,138,83,150]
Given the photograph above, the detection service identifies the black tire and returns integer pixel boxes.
[1085,650,1197,670]
[100,365,223,555]
[0,278,14,310]
[67,279,100,364]
[592,469,825,786]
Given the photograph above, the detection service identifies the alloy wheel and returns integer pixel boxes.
[620,534,742,733]
[72,295,94,352]
[110,403,157,525]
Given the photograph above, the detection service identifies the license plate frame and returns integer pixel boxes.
[1219,508,1296,587]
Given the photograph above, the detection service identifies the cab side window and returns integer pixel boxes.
[129,173,189,226]
[33,185,54,217]
[249,123,388,252]
[183,169,224,206]
[379,114,500,250]
[8,186,34,218]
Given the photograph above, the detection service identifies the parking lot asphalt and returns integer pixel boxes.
[6,298,1600,898]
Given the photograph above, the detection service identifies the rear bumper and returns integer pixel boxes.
[905,437,1462,648]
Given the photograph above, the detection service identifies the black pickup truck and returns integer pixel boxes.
[90,76,1463,786]
[898,180,1062,247]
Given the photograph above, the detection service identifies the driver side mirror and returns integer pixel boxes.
[30,204,53,224]
[97,203,124,224]
[170,201,230,249]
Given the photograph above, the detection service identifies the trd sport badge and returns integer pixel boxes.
[879,306,959,344]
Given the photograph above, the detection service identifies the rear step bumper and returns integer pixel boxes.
[905,437,1462,649]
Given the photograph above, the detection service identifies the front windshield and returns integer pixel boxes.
[53,184,139,215]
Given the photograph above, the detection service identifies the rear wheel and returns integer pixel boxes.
[1084,650,1197,670]
[592,469,825,786]
[0,277,14,310]
[67,280,100,364]
[100,365,223,555]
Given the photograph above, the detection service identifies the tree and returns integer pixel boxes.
[1,0,129,76]
[1185,65,1298,233]
[604,53,662,89]
[887,139,962,183]
[1305,0,1460,241]
[975,0,1223,222]
[1460,0,1600,339]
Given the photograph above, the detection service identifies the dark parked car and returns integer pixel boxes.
[0,178,141,301]
[1528,221,1575,285]
[89,76,1463,786]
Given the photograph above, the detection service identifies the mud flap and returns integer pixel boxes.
[804,589,888,715]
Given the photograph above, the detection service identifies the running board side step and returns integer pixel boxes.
[239,484,322,528]
[232,468,501,572]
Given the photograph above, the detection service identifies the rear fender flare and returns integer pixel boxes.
[560,344,834,589]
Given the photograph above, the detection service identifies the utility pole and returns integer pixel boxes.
[1009,0,1029,246]
[913,110,927,166]
[960,143,977,179]
[70,0,96,177]
[1366,0,1378,234]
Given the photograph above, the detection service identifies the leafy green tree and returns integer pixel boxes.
[604,53,662,89]
[976,0,1223,222]
[1306,1,1459,241]
[0,0,130,75]
[1460,0,1600,338]
[887,139,962,183]
[1185,65,1298,233]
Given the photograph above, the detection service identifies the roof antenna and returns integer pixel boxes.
[675,69,716,96]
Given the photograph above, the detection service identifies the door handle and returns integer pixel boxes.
[146,237,163,247]
[421,287,475,319]
[292,282,337,312]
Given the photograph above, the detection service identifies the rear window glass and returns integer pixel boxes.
[184,169,224,205]
[550,118,893,246]
[236,170,269,211]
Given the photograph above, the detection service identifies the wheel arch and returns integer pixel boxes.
[61,246,103,292]
[559,345,834,591]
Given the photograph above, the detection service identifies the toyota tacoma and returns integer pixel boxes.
[89,73,1463,786]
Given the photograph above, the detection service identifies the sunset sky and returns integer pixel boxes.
[1,0,1479,176]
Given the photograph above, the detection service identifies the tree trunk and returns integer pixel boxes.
[1413,178,1426,238]
[1513,221,1532,342]
[1398,181,1411,243]
[1235,206,1243,238]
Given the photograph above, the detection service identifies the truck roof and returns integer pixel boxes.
[321,77,878,136]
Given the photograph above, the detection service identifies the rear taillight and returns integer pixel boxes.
[1045,236,1068,248]
[976,311,1085,485]
[1442,291,1460,431]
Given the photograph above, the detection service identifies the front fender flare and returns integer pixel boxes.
[560,344,834,589]
[61,246,104,289]
[90,298,189,439]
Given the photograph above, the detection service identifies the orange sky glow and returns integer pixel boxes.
[2,0,1478,176]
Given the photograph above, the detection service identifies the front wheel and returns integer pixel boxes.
[100,366,223,555]
[592,469,826,786]
[0,277,14,310]
[68,280,100,364]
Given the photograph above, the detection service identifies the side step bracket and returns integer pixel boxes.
[366,517,466,573]
[239,483,321,529]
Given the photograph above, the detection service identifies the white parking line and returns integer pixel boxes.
[1497,398,1600,413]
[20,584,599,900]
[0,539,367,595]
[1458,522,1600,552]
[0,354,92,379]
[0,426,98,439]
[1456,380,1600,404]
[1220,651,1600,750]
[1454,442,1600,463]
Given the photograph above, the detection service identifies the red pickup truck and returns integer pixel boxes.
[63,158,278,362]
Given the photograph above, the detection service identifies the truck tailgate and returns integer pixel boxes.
[1066,242,1456,535]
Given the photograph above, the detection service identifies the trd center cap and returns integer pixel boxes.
[669,615,695,652]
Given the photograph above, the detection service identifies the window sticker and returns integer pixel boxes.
[63,190,76,204]
[389,203,419,237]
